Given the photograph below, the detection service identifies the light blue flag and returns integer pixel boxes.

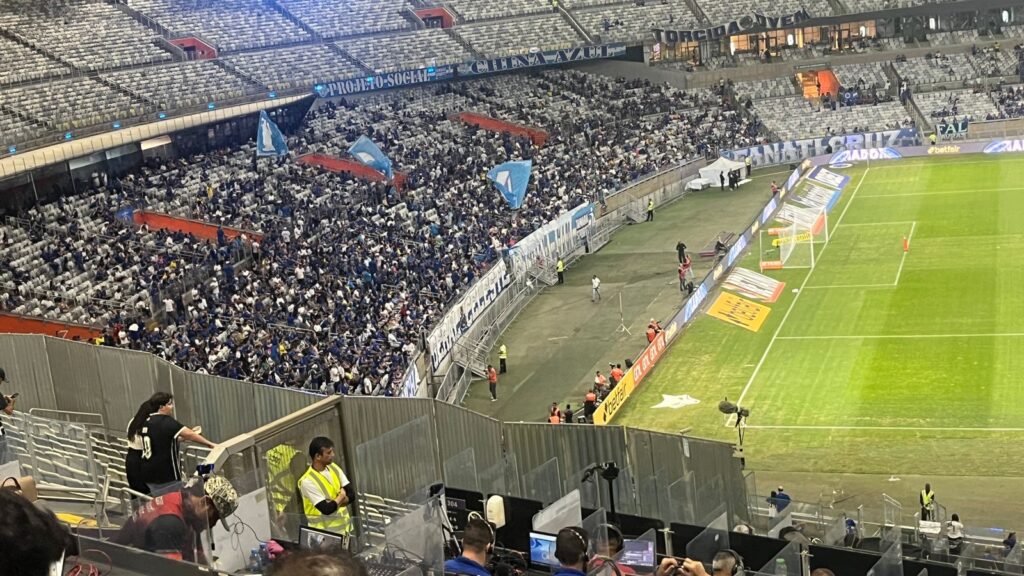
[487,160,532,210]
[348,135,394,179]
[255,110,289,157]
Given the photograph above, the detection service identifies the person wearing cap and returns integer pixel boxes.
[113,475,238,563]
[0,368,15,465]
[299,437,354,535]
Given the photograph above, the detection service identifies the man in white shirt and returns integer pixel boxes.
[298,437,353,534]
[591,275,601,303]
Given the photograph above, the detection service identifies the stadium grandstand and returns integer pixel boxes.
[3,0,1024,575]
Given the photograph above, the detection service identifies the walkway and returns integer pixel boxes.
[464,170,786,422]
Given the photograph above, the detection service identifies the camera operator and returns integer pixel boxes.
[444,516,494,576]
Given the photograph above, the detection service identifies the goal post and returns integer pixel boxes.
[760,204,829,271]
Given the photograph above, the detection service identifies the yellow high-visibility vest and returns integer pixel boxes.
[921,489,934,508]
[556,260,565,272]
[498,345,507,359]
[299,463,352,534]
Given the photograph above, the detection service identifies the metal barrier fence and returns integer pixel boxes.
[0,334,321,442]
[204,394,750,545]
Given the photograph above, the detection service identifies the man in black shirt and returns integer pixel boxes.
[0,368,15,465]
[139,395,217,493]
[675,241,687,264]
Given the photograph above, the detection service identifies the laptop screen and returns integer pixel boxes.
[529,532,559,568]
[619,539,656,568]
[299,525,346,553]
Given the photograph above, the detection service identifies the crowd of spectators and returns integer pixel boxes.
[0,70,762,395]
[990,84,1024,118]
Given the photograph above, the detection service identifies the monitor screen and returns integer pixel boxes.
[619,539,656,568]
[529,532,559,568]
[299,525,347,553]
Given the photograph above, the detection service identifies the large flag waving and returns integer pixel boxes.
[487,160,532,210]
[256,110,289,157]
[348,135,394,179]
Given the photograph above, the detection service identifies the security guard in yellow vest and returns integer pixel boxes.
[556,259,565,284]
[646,199,655,222]
[298,437,353,534]
[744,155,752,178]
[498,344,508,374]
[919,483,935,521]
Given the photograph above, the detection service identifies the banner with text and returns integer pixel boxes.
[462,44,626,75]
[508,202,593,277]
[724,128,920,168]
[653,9,813,43]
[426,259,512,371]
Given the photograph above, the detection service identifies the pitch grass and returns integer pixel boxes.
[614,155,1024,478]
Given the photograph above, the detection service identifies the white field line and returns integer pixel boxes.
[864,158,1010,170]
[776,332,1024,340]
[893,221,916,286]
[743,424,1024,432]
[727,167,872,426]
[836,220,916,227]
[858,186,1024,198]
[802,283,895,290]
[804,221,916,290]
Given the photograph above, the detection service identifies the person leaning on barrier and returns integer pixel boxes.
[0,489,75,576]
[113,475,238,563]
[299,437,354,535]
[137,393,218,494]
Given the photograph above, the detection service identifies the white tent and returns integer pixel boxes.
[699,157,747,186]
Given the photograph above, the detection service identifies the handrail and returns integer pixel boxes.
[203,394,339,470]
[27,408,105,429]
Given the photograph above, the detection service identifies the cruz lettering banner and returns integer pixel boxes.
[724,128,920,168]
[653,9,812,43]
[463,44,626,75]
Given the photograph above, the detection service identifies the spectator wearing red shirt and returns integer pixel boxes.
[487,364,498,401]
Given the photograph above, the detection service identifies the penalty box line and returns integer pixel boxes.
[726,167,873,427]
[802,220,916,290]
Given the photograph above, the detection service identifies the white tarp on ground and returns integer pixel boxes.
[699,157,746,185]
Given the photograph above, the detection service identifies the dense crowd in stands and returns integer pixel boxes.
[0,70,760,394]
[991,84,1024,118]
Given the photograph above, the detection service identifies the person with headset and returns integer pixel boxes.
[554,527,591,576]
[444,515,494,576]
[709,550,745,576]
[590,523,636,575]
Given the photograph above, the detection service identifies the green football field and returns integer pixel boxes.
[614,154,1024,478]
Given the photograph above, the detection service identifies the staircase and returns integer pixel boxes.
[0,29,79,73]
[399,8,426,29]
[91,74,155,109]
[683,0,710,25]
[108,0,177,39]
[824,0,847,16]
[262,0,324,41]
[212,58,269,91]
[558,7,595,44]
[445,28,484,59]
[325,44,376,75]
